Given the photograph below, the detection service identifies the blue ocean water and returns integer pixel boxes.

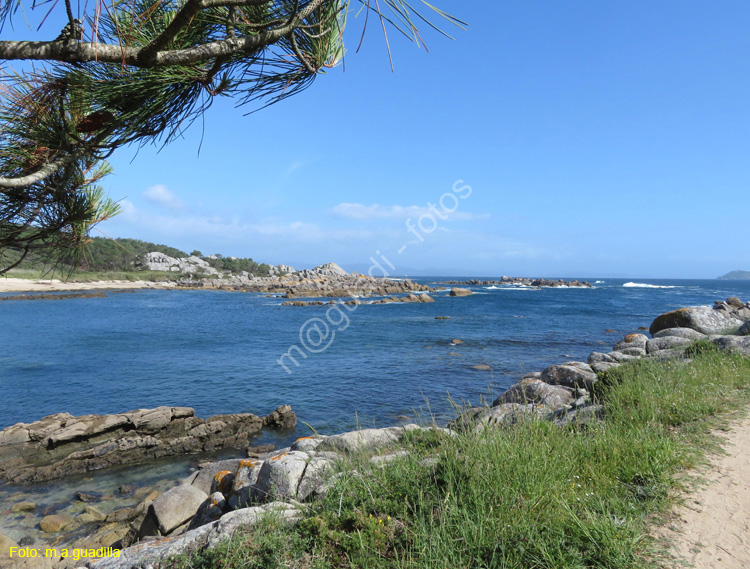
[2,278,750,444]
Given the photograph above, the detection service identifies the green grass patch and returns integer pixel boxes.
[175,350,750,569]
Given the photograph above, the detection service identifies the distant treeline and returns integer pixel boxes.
[2,236,273,276]
[80,238,188,270]
[200,254,273,276]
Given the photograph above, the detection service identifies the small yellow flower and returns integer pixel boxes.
[387,516,391,521]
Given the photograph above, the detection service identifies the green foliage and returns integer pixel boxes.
[684,338,721,357]
[79,237,188,270]
[202,255,271,276]
[175,350,750,569]
[2,236,187,274]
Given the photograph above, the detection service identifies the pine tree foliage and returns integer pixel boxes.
[0,0,463,274]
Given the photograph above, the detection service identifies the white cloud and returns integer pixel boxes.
[332,203,489,222]
[142,185,186,211]
[107,203,373,243]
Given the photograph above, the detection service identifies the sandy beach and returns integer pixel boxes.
[0,277,175,293]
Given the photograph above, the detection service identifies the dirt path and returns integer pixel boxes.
[660,417,750,568]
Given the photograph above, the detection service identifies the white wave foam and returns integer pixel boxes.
[623,282,679,289]
[484,285,538,291]
[595,280,605,284]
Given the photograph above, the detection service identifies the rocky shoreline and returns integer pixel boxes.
[3,297,750,569]
[2,259,594,300]
[0,406,296,486]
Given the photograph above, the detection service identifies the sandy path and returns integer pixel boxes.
[0,277,174,293]
[660,417,750,568]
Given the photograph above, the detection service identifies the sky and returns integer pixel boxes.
[15,1,750,278]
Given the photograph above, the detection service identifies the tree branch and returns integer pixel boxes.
[0,244,31,275]
[0,155,74,188]
[0,0,328,67]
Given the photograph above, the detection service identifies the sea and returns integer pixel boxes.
[2,277,750,437]
[1,277,750,545]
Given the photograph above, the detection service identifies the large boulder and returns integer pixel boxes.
[608,351,643,363]
[188,492,227,530]
[318,425,418,454]
[448,287,473,297]
[145,484,208,536]
[551,404,605,427]
[588,352,617,364]
[227,459,265,510]
[492,379,576,411]
[646,336,694,354]
[290,436,327,453]
[652,327,707,341]
[612,334,648,351]
[540,362,598,390]
[262,405,297,430]
[297,454,337,501]
[650,306,744,336]
[483,404,552,427]
[590,361,621,374]
[186,459,244,495]
[253,451,310,503]
[712,336,750,356]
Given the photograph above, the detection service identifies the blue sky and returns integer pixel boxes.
[79,1,750,278]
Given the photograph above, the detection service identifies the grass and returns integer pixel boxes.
[175,347,750,569]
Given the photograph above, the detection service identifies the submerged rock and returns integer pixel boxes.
[39,513,74,533]
[11,501,36,513]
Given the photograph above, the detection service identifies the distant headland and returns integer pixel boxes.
[717,270,750,280]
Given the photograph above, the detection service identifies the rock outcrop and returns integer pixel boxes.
[649,300,750,336]
[0,406,296,484]
[458,297,750,432]
[134,254,219,276]
[448,287,473,297]
[295,262,348,278]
